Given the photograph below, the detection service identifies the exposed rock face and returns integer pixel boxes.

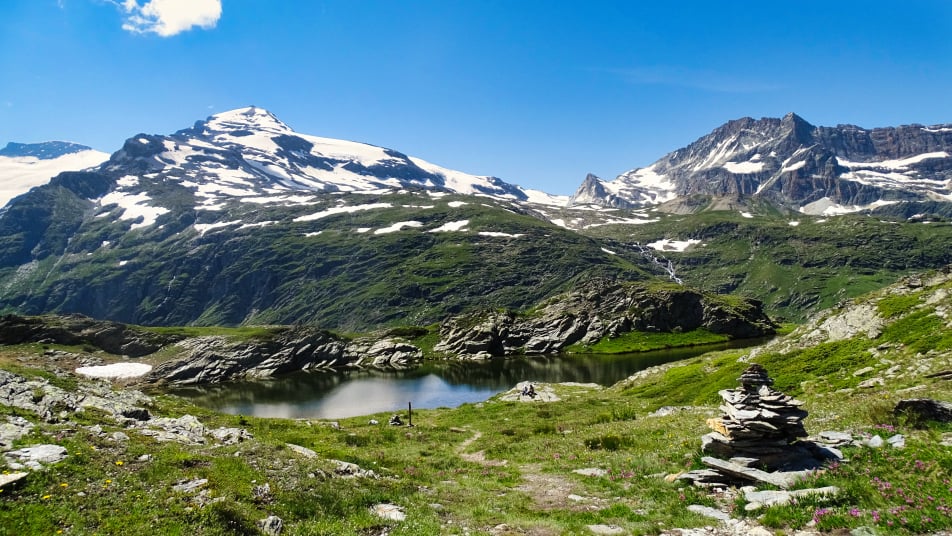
[571,113,952,215]
[0,368,151,423]
[434,280,776,358]
[147,327,346,385]
[146,328,423,385]
[344,338,423,368]
[0,314,178,357]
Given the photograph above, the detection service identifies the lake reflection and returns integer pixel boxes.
[171,342,758,419]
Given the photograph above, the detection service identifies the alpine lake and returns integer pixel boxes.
[171,339,767,420]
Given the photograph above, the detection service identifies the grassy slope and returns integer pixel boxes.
[1,274,952,534]
[0,194,656,331]
[579,207,952,323]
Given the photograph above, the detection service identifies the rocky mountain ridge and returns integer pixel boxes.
[571,113,952,216]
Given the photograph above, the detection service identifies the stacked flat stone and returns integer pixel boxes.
[680,364,828,488]
[702,364,808,462]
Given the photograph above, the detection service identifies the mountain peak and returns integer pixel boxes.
[203,106,291,134]
[781,112,813,128]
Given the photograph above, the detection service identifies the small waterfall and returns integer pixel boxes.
[630,242,683,285]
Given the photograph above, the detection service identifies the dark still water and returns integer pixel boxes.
[170,341,761,420]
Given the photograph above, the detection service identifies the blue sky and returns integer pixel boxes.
[2,1,951,195]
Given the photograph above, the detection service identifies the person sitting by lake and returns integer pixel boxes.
[389,414,403,426]
[521,383,536,399]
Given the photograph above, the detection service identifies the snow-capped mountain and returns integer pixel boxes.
[0,107,620,329]
[99,106,565,214]
[0,141,109,207]
[570,113,952,215]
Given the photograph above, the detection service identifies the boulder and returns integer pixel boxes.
[4,444,68,470]
[894,398,952,424]
[0,417,35,450]
[257,515,283,536]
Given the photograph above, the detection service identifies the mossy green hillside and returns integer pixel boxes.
[0,193,658,331]
[2,271,952,534]
[579,208,952,322]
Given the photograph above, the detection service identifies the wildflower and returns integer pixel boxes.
[42,495,51,500]
[115,460,124,466]
[105,479,112,484]
[60,483,68,488]
[849,507,862,517]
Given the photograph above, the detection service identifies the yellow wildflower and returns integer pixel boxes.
[115,460,124,466]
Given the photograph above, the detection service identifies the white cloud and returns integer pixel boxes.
[119,0,222,37]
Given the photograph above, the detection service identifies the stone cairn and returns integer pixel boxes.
[680,364,839,488]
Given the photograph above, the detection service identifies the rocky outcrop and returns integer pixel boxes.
[0,368,152,423]
[344,338,423,368]
[0,314,178,357]
[434,280,776,358]
[147,328,344,385]
[146,329,422,385]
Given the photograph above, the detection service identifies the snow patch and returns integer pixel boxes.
[293,202,393,222]
[788,221,800,227]
[429,220,469,233]
[99,190,170,229]
[239,221,276,229]
[478,231,524,238]
[780,160,806,173]
[647,238,700,252]
[194,221,241,235]
[722,161,764,174]
[837,152,949,171]
[601,247,616,255]
[740,212,753,218]
[374,221,423,234]
[799,197,900,216]
[448,201,468,208]
[75,362,152,379]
